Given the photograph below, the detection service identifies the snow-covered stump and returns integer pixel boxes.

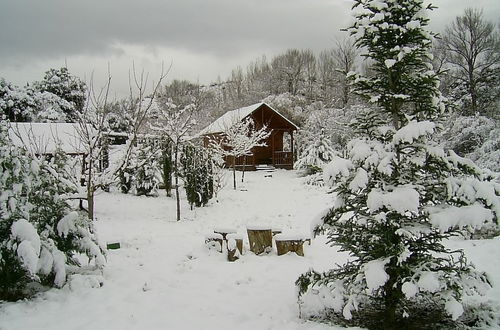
[226,236,243,262]
[247,226,273,255]
[205,233,224,253]
[226,234,243,254]
[274,234,305,256]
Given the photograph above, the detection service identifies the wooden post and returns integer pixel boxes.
[247,227,272,255]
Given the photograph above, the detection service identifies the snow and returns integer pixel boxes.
[445,297,464,320]
[371,12,386,22]
[364,258,390,291]
[323,156,353,186]
[0,170,342,330]
[367,186,420,214]
[428,204,494,232]
[16,240,40,275]
[417,271,441,293]
[274,233,307,241]
[406,20,421,29]
[370,0,388,10]
[348,168,368,192]
[199,102,298,135]
[11,219,41,274]
[205,232,223,240]
[8,122,91,155]
[246,224,273,231]
[401,281,419,299]
[57,211,79,237]
[393,120,435,144]
[384,59,397,68]
[1,170,499,329]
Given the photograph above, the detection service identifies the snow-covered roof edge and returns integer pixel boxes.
[8,122,91,155]
[264,102,299,131]
[199,102,298,136]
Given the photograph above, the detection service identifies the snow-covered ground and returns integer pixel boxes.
[0,170,499,330]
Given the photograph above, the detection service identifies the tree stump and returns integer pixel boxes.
[205,233,224,253]
[275,234,305,256]
[226,234,243,254]
[227,238,242,262]
[247,227,273,255]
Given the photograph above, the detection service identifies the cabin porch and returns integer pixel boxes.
[232,128,295,171]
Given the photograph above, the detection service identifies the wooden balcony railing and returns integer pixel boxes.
[273,151,293,166]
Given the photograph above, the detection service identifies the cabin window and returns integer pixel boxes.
[283,131,292,152]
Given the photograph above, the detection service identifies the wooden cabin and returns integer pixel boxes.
[200,102,299,170]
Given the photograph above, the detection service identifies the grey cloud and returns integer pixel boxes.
[0,0,350,64]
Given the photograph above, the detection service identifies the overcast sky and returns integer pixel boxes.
[1,0,499,98]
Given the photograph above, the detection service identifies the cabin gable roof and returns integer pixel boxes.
[199,102,298,135]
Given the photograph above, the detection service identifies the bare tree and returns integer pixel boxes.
[150,99,197,221]
[332,37,358,108]
[271,49,315,96]
[77,64,168,220]
[441,8,500,115]
[318,49,337,106]
[76,72,111,220]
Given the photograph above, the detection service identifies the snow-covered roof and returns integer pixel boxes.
[199,102,298,135]
[8,122,90,155]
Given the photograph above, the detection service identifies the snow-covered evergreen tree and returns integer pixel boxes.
[0,119,105,300]
[295,128,337,174]
[0,79,37,122]
[34,67,86,122]
[180,143,214,209]
[134,143,160,197]
[297,1,499,328]
[438,113,499,172]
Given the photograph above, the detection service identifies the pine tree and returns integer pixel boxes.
[296,1,499,328]
[181,143,214,209]
[295,128,337,175]
[35,67,86,121]
[134,143,160,197]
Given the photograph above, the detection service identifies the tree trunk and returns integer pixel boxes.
[232,155,237,190]
[87,186,94,221]
[163,143,173,197]
[86,157,94,220]
[241,156,246,183]
[468,64,477,115]
[382,257,402,328]
[174,144,181,221]
[383,283,399,328]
